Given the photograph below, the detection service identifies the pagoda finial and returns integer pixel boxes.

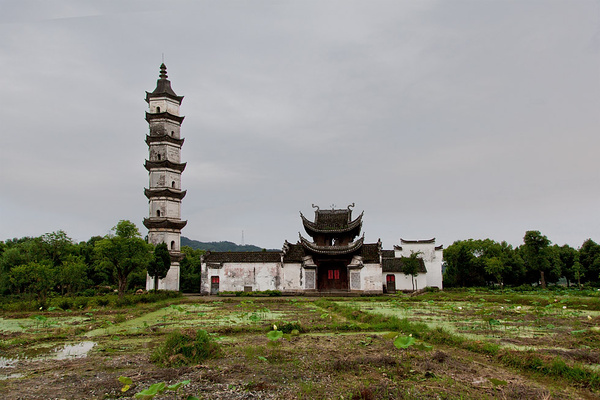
[159,63,168,80]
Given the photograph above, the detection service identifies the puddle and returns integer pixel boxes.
[0,341,96,368]
[54,341,96,360]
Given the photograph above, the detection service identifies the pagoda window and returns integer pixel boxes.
[170,240,175,250]
[156,210,161,217]
[156,106,161,113]
[171,181,176,188]
[171,131,174,137]
[157,153,161,160]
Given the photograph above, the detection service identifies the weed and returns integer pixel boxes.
[151,329,221,367]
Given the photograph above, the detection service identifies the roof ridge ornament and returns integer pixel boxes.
[347,203,355,210]
[311,204,319,211]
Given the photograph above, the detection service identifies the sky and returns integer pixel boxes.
[1,0,599,251]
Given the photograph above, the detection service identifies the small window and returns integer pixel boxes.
[171,181,176,188]
[171,131,174,137]
[156,210,161,217]
[170,240,175,250]
[156,106,161,113]
[157,154,161,160]
[328,270,340,280]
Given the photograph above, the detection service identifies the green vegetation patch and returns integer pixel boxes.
[150,329,221,367]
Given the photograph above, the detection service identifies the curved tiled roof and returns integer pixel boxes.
[299,235,364,255]
[359,243,381,263]
[400,238,436,244]
[146,134,184,146]
[382,257,427,273]
[144,188,187,200]
[143,217,187,230]
[301,211,363,236]
[203,251,281,263]
[145,111,185,124]
[144,159,187,172]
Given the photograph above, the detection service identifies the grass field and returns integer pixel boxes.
[0,289,599,399]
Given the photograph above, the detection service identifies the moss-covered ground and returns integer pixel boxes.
[0,289,599,399]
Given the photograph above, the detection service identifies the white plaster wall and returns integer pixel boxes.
[148,98,180,116]
[428,249,444,289]
[149,171,181,189]
[395,241,443,290]
[362,264,383,292]
[146,264,180,291]
[148,231,180,251]
[149,143,181,163]
[149,121,181,139]
[212,263,281,292]
[383,272,428,291]
[149,199,181,219]
[281,263,302,291]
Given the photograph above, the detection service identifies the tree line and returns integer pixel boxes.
[443,230,599,288]
[0,220,204,303]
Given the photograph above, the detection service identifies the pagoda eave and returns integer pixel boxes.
[144,188,187,200]
[299,235,364,255]
[144,160,187,172]
[145,111,185,124]
[300,211,363,236]
[145,91,184,104]
[143,218,187,230]
[146,134,185,146]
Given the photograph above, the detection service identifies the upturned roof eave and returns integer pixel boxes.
[299,235,364,255]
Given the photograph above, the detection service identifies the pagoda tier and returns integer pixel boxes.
[143,217,188,230]
[144,188,187,200]
[301,211,363,238]
[145,111,185,124]
[146,134,184,146]
[299,234,364,255]
[144,159,187,172]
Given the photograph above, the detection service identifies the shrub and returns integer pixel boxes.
[95,297,110,307]
[151,329,221,367]
[56,298,73,310]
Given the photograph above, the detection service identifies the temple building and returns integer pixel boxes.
[141,64,443,294]
[143,64,187,291]
[200,205,443,295]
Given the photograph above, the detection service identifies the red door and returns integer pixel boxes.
[386,274,396,293]
[210,276,219,295]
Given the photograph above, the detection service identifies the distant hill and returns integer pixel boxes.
[181,236,278,252]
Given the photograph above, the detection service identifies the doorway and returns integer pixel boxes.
[210,276,219,295]
[386,274,396,293]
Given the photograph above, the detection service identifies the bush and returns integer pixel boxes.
[57,298,73,310]
[151,329,221,367]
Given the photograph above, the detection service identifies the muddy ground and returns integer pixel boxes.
[0,294,598,399]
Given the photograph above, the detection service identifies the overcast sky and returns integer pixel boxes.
[1,0,599,251]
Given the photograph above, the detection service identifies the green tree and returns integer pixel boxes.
[8,261,55,303]
[521,230,552,288]
[94,220,151,298]
[579,239,600,285]
[401,251,422,291]
[484,256,508,289]
[180,246,203,293]
[147,243,171,292]
[41,230,75,266]
[57,255,90,295]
